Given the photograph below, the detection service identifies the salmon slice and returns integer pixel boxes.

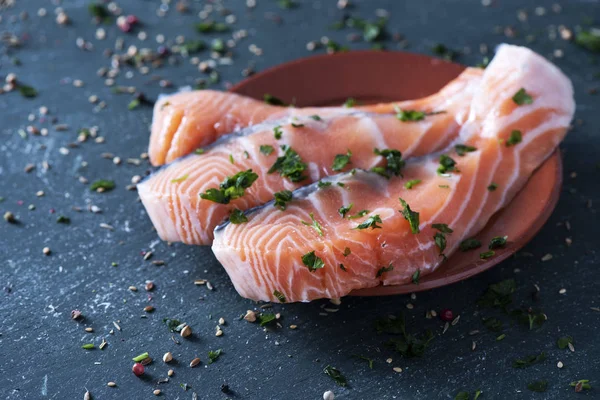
[211,44,575,303]
[139,72,481,245]
[149,68,482,165]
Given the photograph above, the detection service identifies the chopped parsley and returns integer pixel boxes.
[480,250,495,259]
[432,43,460,61]
[478,279,516,309]
[511,308,546,330]
[229,209,248,224]
[263,94,287,106]
[399,198,420,234]
[395,107,446,122]
[557,336,574,350]
[18,84,38,98]
[513,352,546,369]
[432,223,453,233]
[88,3,111,21]
[132,352,150,362]
[343,247,351,257]
[339,264,347,271]
[404,179,421,189]
[56,215,70,224]
[412,269,420,284]
[348,209,369,219]
[195,21,229,33]
[487,182,498,191]
[375,314,434,358]
[194,148,205,155]
[437,154,457,174]
[376,263,394,277]
[268,145,307,182]
[277,0,297,9]
[354,214,382,230]
[273,290,287,303]
[180,40,206,54]
[482,317,503,332]
[512,88,533,105]
[291,122,304,128]
[318,181,332,188]
[260,145,274,155]
[229,154,235,164]
[343,98,356,108]
[353,355,374,369]
[337,182,346,187]
[576,29,600,52]
[90,179,115,192]
[323,365,347,387]
[434,232,447,255]
[459,238,481,252]
[199,169,259,204]
[455,144,477,156]
[372,148,405,178]
[506,130,522,147]
[128,98,141,110]
[163,318,185,332]
[489,235,508,249]
[301,213,324,236]
[82,343,95,350]
[310,114,322,121]
[338,203,353,218]
[273,190,293,210]
[332,150,352,171]
[257,313,277,326]
[273,125,283,139]
[207,349,223,364]
[301,250,325,272]
[170,174,189,183]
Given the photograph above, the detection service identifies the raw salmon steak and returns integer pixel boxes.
[139,70,481,245]
[212,44,575,302]
[149,68,482,165]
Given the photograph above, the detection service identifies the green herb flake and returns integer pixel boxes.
[395,108,425,122]
[399,198,420,234]
[343,98,356,108]
[88,3,110,20]
[482,317,503,332]
[163,318,186,333]
[170,174,189,183]
[132,352,149,362]
[348,209,369,219]
[273,290,286,303]
[310,114,322,121]
[323,365,347,387]
[338,203,353,218]
[412,269,420,285]
[513,352,546,369]
[207,349,223,364]
[18,84,38,98]
[459,238,481,252]
[268,145,307,182]
[432,43,459,61]
[480,250,495,259]
[353,355,374,369]
[273,126,283,139]
[263,94,287,106]
[200,169,259,204]
[127,98,140,110]
[339,264,347,271]
[373,148,405,178]
[301,250,325,272]
[354,214,383,230]
[332,150,352,171]
[343,247,351,257]
[82,343,95,350]
[434,232,447,255]
[90,179,115,192]
[301,213,324,236]
[318,181,332,188]
[195,21,229,33]
[506,130,522,147]
[291,122,304,128]
[257,313,277,326]
[496,333,506,341]
[511,309,546,330]
[229,154,235,164]
[243,151,250,159]
[273,190,293,210]
[455,144,477,156]
[194,148,205,155]
[404,179,422,189]
[260,145,274,155]
[56,215,70,224]
[474,390,482,400]
[478,279,516,309]
[512,88,534,105]
[432,223,453,233]
[570,379,592,391]
[376,263,394,277]
[277,0,297,9]
[576,29,600,52]
[437,154,457,174]
[229,208,248,224]
[489,235,508,249]
[557,336,573,350]
[487,183,498,191]
[181,40,206,54]
[375,314,434,358]
[454,392,470,400]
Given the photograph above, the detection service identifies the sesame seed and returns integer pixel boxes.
[36,190,44,197]
[393,367,402,373]
[24,163,35,173]
[557,361,564,368]
[541,253,553,261]
[218,317,225,325]
[559,288,567,294]
[180,325,192,338]
[386,358,393,364]
[406,303,414,309]
[215,328,223,337]
[568,342,575,352]
[85,327,94,333]
[189,357,201,368]
[43,247,51,255]
[167,369,174,376]
[107,382,116,387]
[163,352,173,363]
[153,389,161,396]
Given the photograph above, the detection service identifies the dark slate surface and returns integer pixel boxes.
[1,1,599,399]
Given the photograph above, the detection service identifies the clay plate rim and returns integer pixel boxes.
[230,50,563,296]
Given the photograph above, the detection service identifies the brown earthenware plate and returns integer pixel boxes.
[230,50,562,296]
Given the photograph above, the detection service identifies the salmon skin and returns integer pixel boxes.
[138,71,481,245]
[149,69,482,165]
[211,44,575,303]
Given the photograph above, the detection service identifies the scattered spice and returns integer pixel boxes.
[207,349,223,364]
